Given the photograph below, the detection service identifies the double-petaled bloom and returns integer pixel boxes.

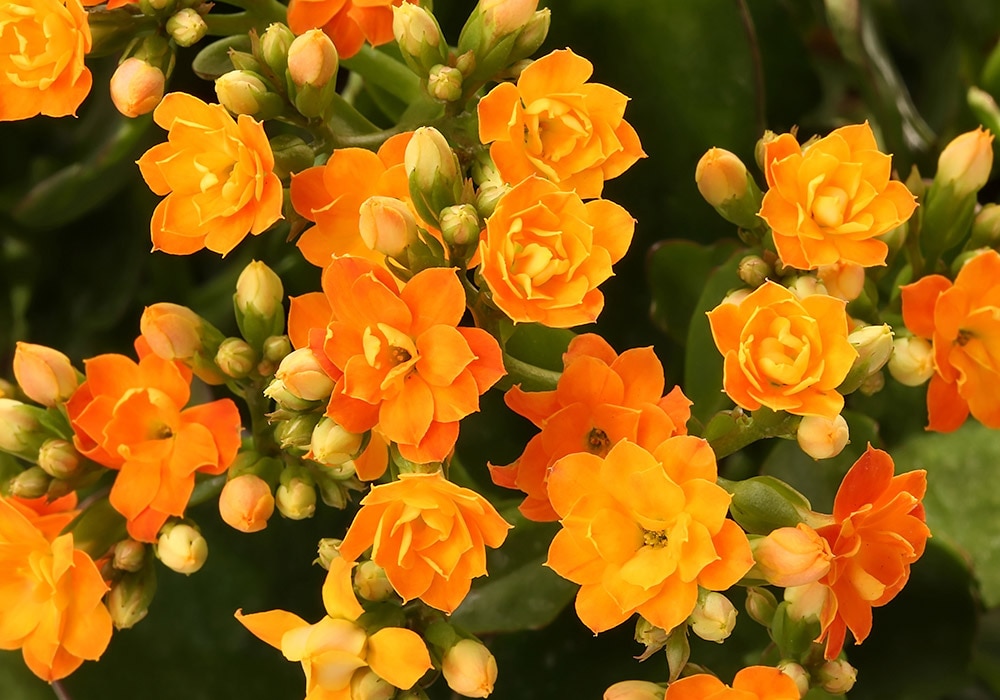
[901,249,1000,431]
[664,666,800,700]
[0,496,112,681]
[287,0,410,59]
[759,122,917,270]
[477,48,644,198]
[491,333,691,521]
[137,93,283,256]
[66,350,242,541]
[289,257,505,463]
[237,557,433,698]
[338,472,512,613]
[707,281,857,419]
[545,436,754,634]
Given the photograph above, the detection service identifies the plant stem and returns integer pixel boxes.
[246,379,278,456]
[497,353,561,392]
[709,408,800,460]
[342,46,423,105]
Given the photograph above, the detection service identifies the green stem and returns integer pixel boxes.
[497,353,561,392]
[342,45,423,105]
[203,12,259,37]
[709,408,800,460]
[246,379,279,456]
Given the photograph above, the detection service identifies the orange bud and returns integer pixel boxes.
[309,418,363,466]
[359,196,420,258]
[110,57,165,118]
[604,680,665,700]
[219,474,275,533]
[13,342,78,406]
[817,261,865,301]
[753,524,833,587]
[274,348,335,402]
[287,29,338,88]
[937,126,994,196]
[696,147,750,207]
[442,639,498,698]
[796,414,849,460]
[140,303,204,360]
[480,0,538,36]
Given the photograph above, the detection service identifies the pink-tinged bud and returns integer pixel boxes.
[696,147,750,207]
[442,639,498,699]
[721,288,752,306]
[10,466,50,499]
[688,591,737,643]
[439,204,481,247]
[155,522,208,575]
[359,196,420,259]
[310,418,364,466]
[753,524,833,587]
[783,580,830,621]
[796,414,850,460]
[113,539,147,573]
[287,29,338,88]
[480,0,538,36]
[393,3,444,56]
[275,476,316,520]
[428,64,463,102]
[37,438,81,480]
[274,348,335,402]
[236,261,285,349]
[110,57,165,118]
[937,126,994,197]
[354,560,394,602]
[351,669,395,700]
[107,568,155,630]
[737,255,771,288]
[140,303,204,360]
[0,398,44,455]
[166,8,207,47]
[745,586,778,627]
[786,274,828,299]
[817,658,857,695]
[817,261,865,301]
[603,680,665,700]
[13,342,79,406]
[216,337,257,379]
[219,474,275,533]
[405,126,461,191]
[888,336,936,386]
[777,660,810,698]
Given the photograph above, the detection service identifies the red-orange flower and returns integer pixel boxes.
[66,351,242,542]
[339,472,512,613]
[478,49,644,198]
[491,333,690,521]
[137,93,283,256]
[0,0,92,121]
[545,437,753,634]
[900,249,1000,431]
[759,122,917,270]
[289,257,505,463]
[665,666,800,700]
[288,0,410,59]
[0,497,112,681]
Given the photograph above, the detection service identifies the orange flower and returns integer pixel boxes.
[759,122,917,269]
[81,0,135,7]
[545,437,753,634]
[479,175,634,328]
[808,446,928,659]
[137,92,283,256]
[291,133,419,267]
[291,257,505,463]
[0,0,91,121]
[0,497,112,681]
[664,666,800,700]
[237,557,433,697]
[477,49,644,199]
[491,333,691,521]
[707,281,857,419]
[6,492,79,540]
[65,351,242,542]
[288,0,409,59]
[901,249,1000,431]
[339,472,512,613]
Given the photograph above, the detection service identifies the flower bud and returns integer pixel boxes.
[113,539,147,573]
[737,255,771,288]
[109,57,165,118]
[354,560,394,602]
[274,348,336,402]
[310,418,364,466]
[695,147,764,229]
[721,287,752,306]
[287,29,338,88]
[936,126,994,197]
[442,639,498,699]
[13,342,79,407]
[37,439,81,480]
[633,617,668,661]
[745,586,778,627]
[235,260,285,349]
[796,414,849,460]
[393,4,448,75]
[140,303,207,361]
[859,369,885,396]
[155,522,208,575]
[817,261,865,301]
[817,658,857,695]
[215,70,282,119]
[727,475,815,535]
[405,126,463,227]
[481,0,538,37]
[263,379,318,411]
[262,335,293,364]
[351,669,395,700]
[0,399,46,457]
[753,524,833,586]
[688,591,737,643]
[603,680,665,700]
[777,660,810,698]
[888,336,936,387]
[969,202,1000,249]
[850,323,894,375]
[783,581,829,622]
[275,413,322,450]
[276,470,317,520]
[475,181,508,219]
[785,274,828,299]
[315,538,342,569]
[219,474,275,533]
[440,203,482,247]
[261,22,295,76]
[165,8,207,47]
[359,196,421,260]
[107,566,156,630]
[10,466,51,499]
[508,9,550,62]
[428,64,464,102]
[215,337,257,379]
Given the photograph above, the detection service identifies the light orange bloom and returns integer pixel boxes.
[137,92,283,256]
[812,445,928,659]
[901,249,1000,431]
[753,523,833,588]
[65,351,242,542]
[0,497,112,681]
[491,333,691,521]
[478,49,644,199]
[81,0,135,7]
[707,281,857,419]
[545,437,753,634]
[290,257,505,463]
[339,472,512,613]
[6,492,79,540]
[237,557,433,698]
[665,666,800,700]
[288,0,410,59]
[479,175,634,328]
[759,122,917,270]
[291,133,418,268]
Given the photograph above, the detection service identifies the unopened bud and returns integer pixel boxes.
[633,617,668,661]
[274,348,335,402]
[274,413,322,449]
[969,202,1000,248]
[261,23,295,76]
[359,196,420,259]
[428,64,463,102]
[745,586,778,627]
[442,639,498,699]
[475,181,508,219]
[481,0,538,37]
[13,342,79,407]
[287,29,338,88]
[796,414,849,460]
[888,336,936,386]
[858,370,885,396]
[107,566,156,630]
[936,126,994,198]
[405,126,463,227]
[215,70,281,119]
[354,560,394,601]
[113,539,147,573]
[276,472,317,520]
[440,204,481,247]
[263,335,293,364]
[351,668,395,700]
[817,658,857,695]
[603,680,665,700]
[263,379,317,411]
[727,475,815,535]
[140,303,206,361]
[166,8,207,47]
[37,439,81,480]
[783,581,829,622]
[315,537,342,569]
[753,524,832,586]
[785,274,827,299]
[849,323,893,376]
[155,522,208,575]
[777,660,810,698]
[219,474,275,533]
[109,57,165,118]
[696,147,763,229]
[721,288,752,306]
[755,130,779,172]
[393,4,448,75]
[10,466,51,499]
[817,261,865,301]
[310,418,364,466]
[509,9,550,61]
[0,399,46,457]
[737,255,771,288]
[216,337,257,379]
[688,591,737,643]
[235,261,285,349]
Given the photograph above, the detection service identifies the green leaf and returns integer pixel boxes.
[450,510,575,634]
[503,323,576,373]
